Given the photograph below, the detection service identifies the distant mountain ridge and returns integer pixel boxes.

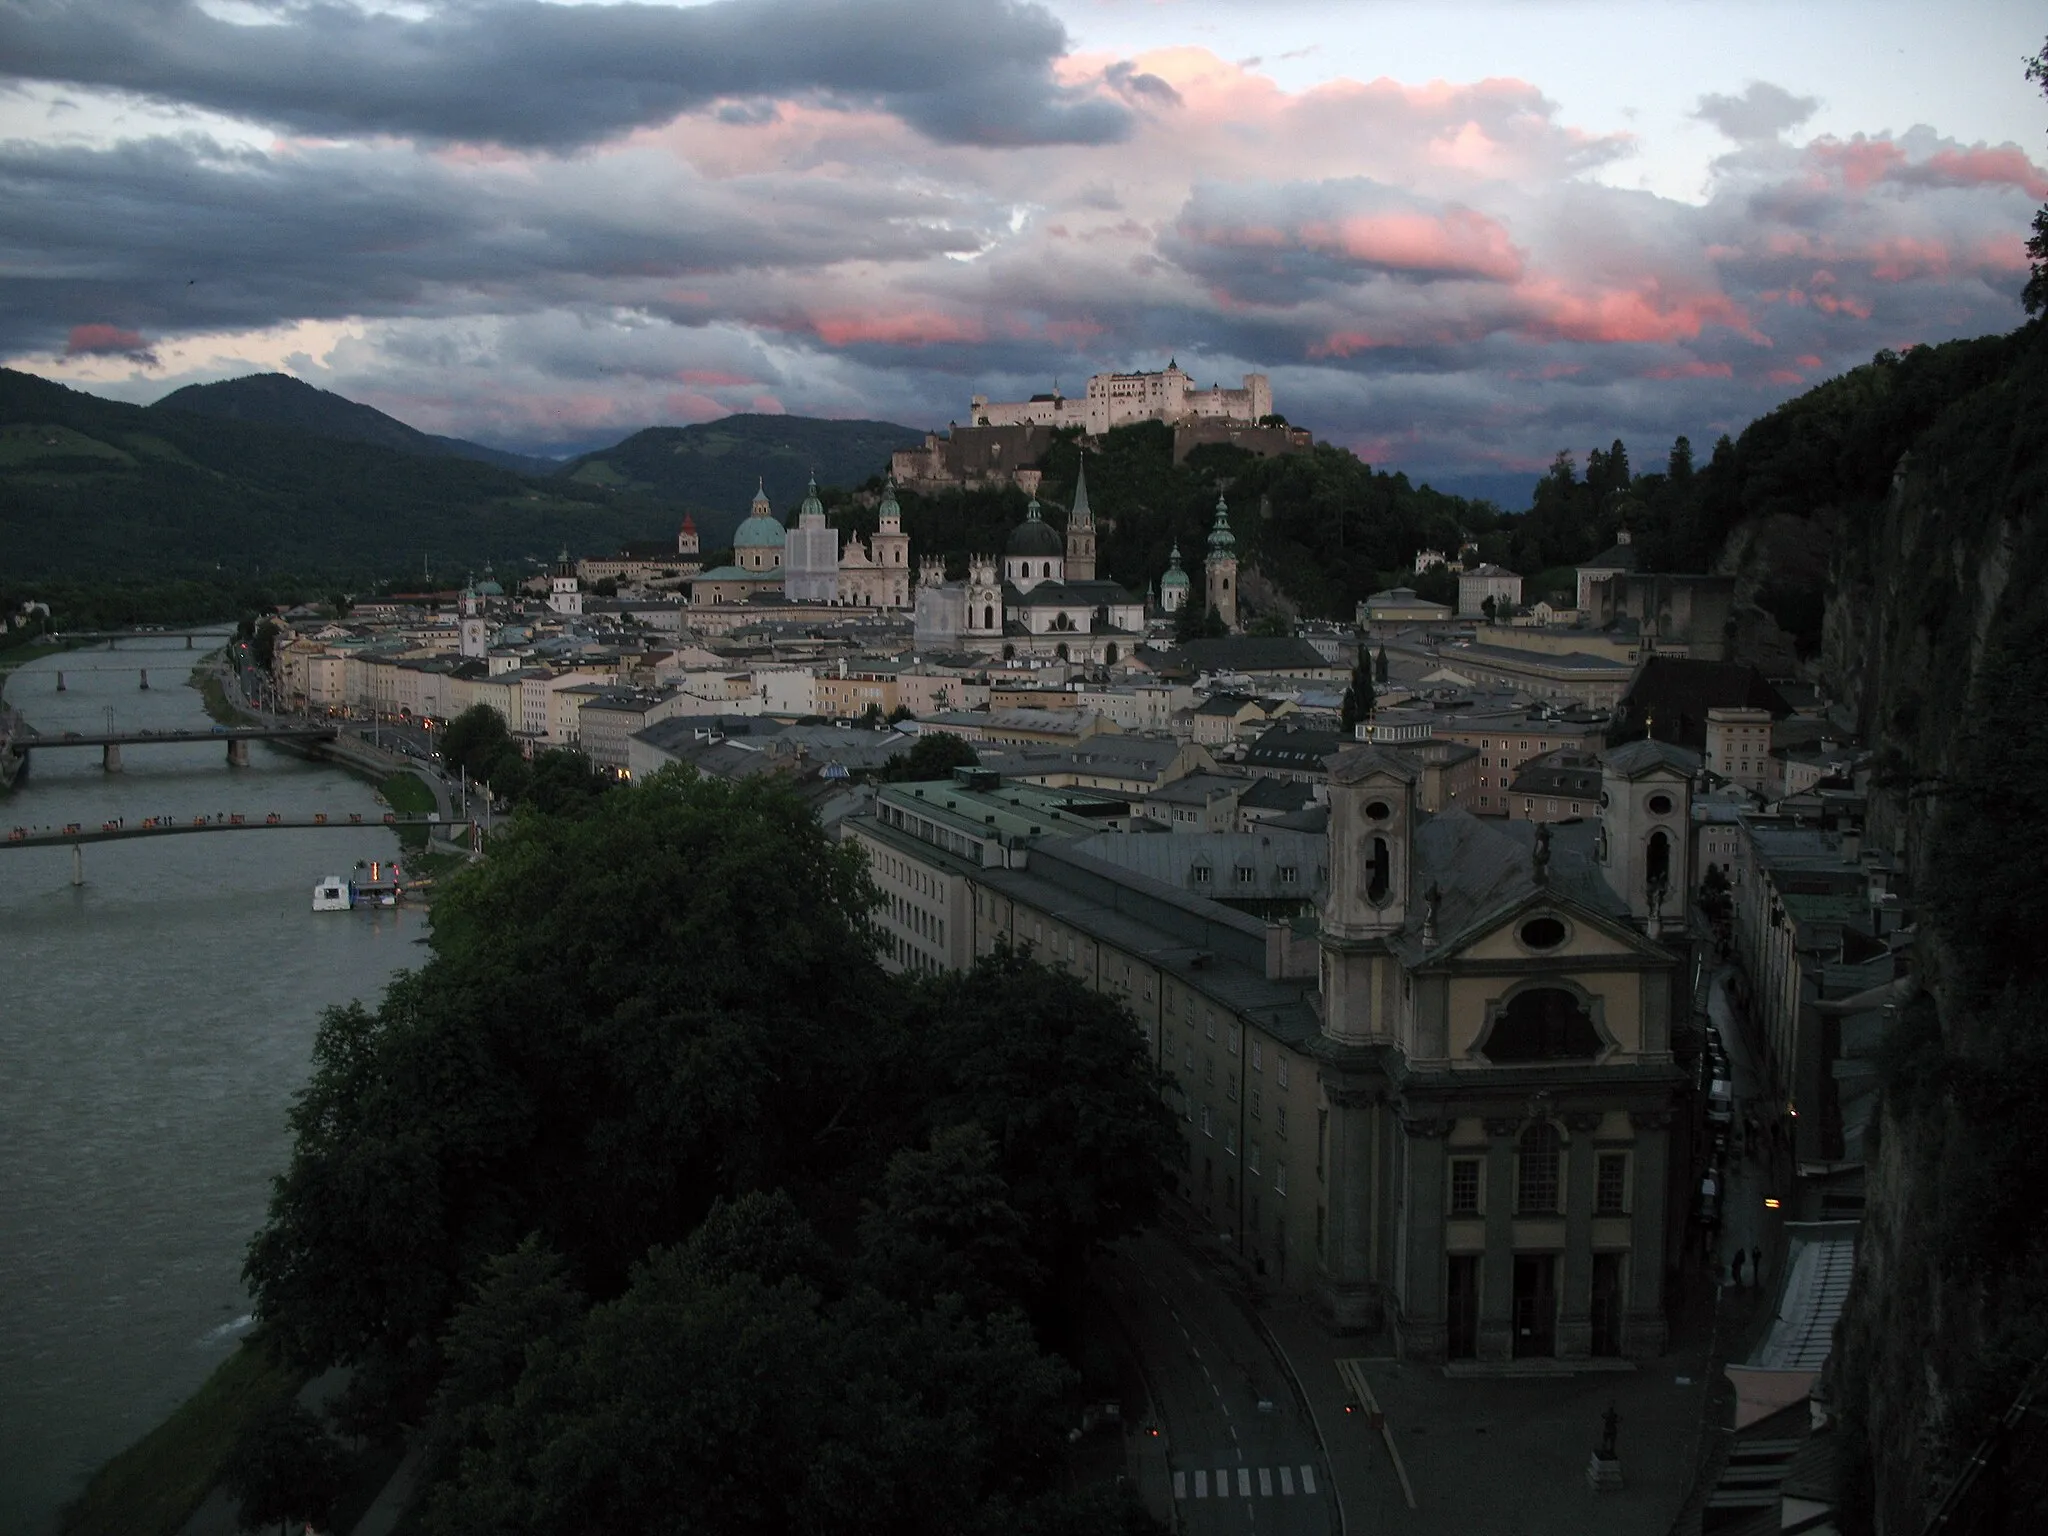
[153,373,560,475]
[563,416,927,548]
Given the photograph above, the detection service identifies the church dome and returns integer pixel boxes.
[1005,499,1064,558]
[732,478,786,548]
[1160,541,1190,589]
[796,471,826,523]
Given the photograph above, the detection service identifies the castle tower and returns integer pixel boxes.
[548,547,582,618]
[677,514,699,557]
[872,477,911,606]
[1158,541,1190,614]
[965,554,1003,637]
[1597,740,1693,940]
[1065,460,1096,582]
[1205,493,1238,630]
[1319,746,1419,1044]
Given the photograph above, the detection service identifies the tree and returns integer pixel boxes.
[520,747,612,816]
[250,617,281,670]
[2027,37,2048,312]
[441,703,512,783]
[1339,634,1376,735]
[1481,594,1497,624]
[221,1399,343,1536]
[881,731,982,783]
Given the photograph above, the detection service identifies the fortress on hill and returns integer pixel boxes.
[891,360,1306,493]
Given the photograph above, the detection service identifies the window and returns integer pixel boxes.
[1249,1140,1261,1174]
[1202,1104,1213,1137]
[1205,1014,1216,1042]
[1224,1125,1237,1155]
[1449,1157,1481,1215]
[1236,865,1256,884]
[1228,1025,1240,1057]
[1277,865,1297,884]
[1191,864,1212,885]
[1252,1040,1263,1071]
[1484,987,1602,1061]
[1516,1122,1561,1214]
[1275,1104,1287,1137]
[1596,1152,1629,1215]
[1205,1056,1215,1086]
[1250,1086,1262,1120]
[1277,1057,1289,1088]
[1275,1164,1288,1196]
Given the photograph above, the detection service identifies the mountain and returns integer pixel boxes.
[0,368,680,581]
[562,414,926,549]
[153,373,560,475]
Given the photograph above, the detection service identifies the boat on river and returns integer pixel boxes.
[311,858,405,911]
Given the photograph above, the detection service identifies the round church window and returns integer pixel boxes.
[1647,793,1673,815]
[1520,916,1567,950]
[1365,800,1392,821]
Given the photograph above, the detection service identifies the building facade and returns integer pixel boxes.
[969,361,1273,436]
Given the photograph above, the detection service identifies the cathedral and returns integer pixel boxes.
[692,475,912,609]
[913,461,1172,660]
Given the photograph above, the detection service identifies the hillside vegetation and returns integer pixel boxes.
[0,369,682,583]
[154,373,558,474]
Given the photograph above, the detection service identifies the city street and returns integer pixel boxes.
[1706,967,1785,1296]
[1103,1229,1335,1535]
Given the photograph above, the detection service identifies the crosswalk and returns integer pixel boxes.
[1172,1464,1319,1500]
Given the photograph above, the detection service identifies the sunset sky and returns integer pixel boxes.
[4,0,2044,500]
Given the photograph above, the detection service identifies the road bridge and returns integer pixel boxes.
[4,810,464,850]
[4,724,337,771]
[43,630,229,647]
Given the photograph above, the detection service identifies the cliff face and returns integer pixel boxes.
[1817,319,2048,1534]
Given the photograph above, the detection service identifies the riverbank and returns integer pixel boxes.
[189,662,256,729]
[58,1339,301,1536]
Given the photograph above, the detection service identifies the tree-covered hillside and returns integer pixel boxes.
[560,414,926,548]
[154,373,558,475]
[0,368,682,582]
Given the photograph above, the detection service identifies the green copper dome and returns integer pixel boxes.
[732,477,786,549]
[1206,494,1236,554]
[1160,541,1190,589]
[878,476,901,521]
[797,471,825,522]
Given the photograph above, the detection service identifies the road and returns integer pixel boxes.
[1103,1229,1336,1535]
[1706,967,1783,1293]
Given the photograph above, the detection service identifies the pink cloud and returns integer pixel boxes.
[1512,278,1753,345]
[1766,368,1806,385]
[1307,330,1380,359]
[1916,146,2048,200]
[1807,135,1907,192]
[810,311,988,347]
[1795,354,1823,369]
[1043,318,1106,343]
[1644,360,1734,380]
[1294,207,1524,282]
[65,323,156,361]
[676,368,754,387]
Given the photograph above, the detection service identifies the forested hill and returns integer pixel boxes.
[153,373,560,475]
[0,368,682,582]
[561,415,926,549]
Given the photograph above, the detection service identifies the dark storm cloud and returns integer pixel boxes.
[0,133,989,354]
[1694,82,1818,143]
[0,0,1132,150]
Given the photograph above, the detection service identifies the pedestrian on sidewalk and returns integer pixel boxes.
[1731,1249,1746,1287]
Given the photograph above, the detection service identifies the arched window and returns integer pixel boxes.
[1516,1122,1561,1213]
[1646,829,1671,890]
[1365,835,1391,904]
[1483,987,1602,1062]
[1044,561,1053,578]
[1104,642,1118,664]
[983,605,994,630]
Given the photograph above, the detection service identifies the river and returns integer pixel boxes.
[0,639,426,1533]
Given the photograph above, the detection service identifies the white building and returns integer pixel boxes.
[970,360,1272,436]
[1457,563,1523,619]
[782,474,839,602]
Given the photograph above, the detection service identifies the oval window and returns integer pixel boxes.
[1365,800,1392,821]
[1647,793,1673,815]
[1520,916,1567,950]
[1599,790,1610,809]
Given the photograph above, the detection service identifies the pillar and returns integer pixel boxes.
[227,738,250,767]
[139,669,149,689]
[55,671,65,692]
[1556,1111,1604,1359]
[1625,1108,1673,1357]
[1478,1117,1519,1362]
[102,743,122,772]
[72,844,83,886]
[1397,1114,1451,1361]
[1318,1082,1384,1331]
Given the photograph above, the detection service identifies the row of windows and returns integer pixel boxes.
[1445,1134,1630,1218]
[1195,1104,1290,1195]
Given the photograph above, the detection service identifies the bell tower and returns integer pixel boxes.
[1065,459,1097,582]
[1205,493,1238,631]
[1597,740,1693,939]
[1320,745,1419,1045]
[965,554,1002,638]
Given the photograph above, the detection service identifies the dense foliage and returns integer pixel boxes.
[0,369,682,582]
[244,769,1179,1530]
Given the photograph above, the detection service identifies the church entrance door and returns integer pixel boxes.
[1511,1254,1557,1358]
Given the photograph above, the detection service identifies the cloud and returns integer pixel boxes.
[1695,81,1818,143]
[0,0,1132,150]
[65,322,157,363]
[3,38,2039,502]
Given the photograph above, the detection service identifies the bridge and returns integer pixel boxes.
[5,724,338,771]
[45,630,229,648]
[4,810,466,851]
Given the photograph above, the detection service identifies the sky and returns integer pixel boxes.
[3,0,2044,503]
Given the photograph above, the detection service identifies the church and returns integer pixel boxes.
[690,475,912,609]
[913,461,1191,660]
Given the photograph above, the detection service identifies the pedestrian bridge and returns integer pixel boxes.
[4,724,337,771]
[3,810,470,850]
